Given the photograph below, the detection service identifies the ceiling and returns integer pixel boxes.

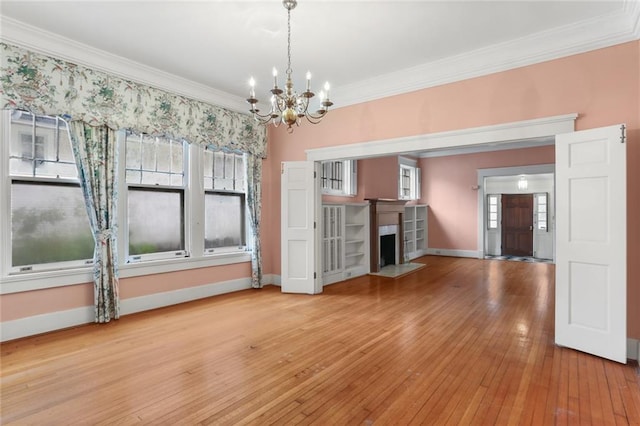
[1,1,638,117]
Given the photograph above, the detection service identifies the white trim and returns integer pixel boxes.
[476,164,556,260]
[0,17,248,114]
[0,276,253,342]
[2,4,638,111]
[426,248,479,259]
[120,277,251,315]
[306,114,578,162]
[265,274,282,287]
[334,3,640,108]
[0,252,251,294]
[627,338,640,361]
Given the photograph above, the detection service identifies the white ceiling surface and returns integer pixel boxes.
[1,0,639,117]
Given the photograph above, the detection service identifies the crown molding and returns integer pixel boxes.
[0,16,249,114]
[333,2,640,108]
[627,0,640,39]
[1,2,638,112]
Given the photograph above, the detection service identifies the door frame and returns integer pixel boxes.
[477,164,556,260]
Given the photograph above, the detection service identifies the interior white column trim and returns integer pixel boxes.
[306,113,577,162]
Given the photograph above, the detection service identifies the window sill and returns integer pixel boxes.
[0,251,252,295]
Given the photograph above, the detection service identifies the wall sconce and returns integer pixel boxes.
[517,176,528,191]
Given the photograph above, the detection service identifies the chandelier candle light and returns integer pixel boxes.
[246,0,333,133]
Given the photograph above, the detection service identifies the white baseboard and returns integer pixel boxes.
[0,306,94,342]
[426,248,480,258]
[1,277,254,342]
[267,274,281,287]
[628,338,639,361]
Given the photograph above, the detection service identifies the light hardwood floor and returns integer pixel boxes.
[1,256,639,424]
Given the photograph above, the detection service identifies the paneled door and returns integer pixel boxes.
[281,161,321,294]
[556,125,626,363]
[501,194,534,256]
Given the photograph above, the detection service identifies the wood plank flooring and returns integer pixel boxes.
[1,256,639,424]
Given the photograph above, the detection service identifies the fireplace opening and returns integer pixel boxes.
[380,234,396,268]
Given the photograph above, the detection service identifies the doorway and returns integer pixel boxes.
[501,194,533,256]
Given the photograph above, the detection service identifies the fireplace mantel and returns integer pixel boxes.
[366,199,408,272]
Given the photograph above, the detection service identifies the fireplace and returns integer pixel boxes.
[379,225,398,267]
[366,199,407,273]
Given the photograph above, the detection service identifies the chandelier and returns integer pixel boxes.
[246,0,333,133]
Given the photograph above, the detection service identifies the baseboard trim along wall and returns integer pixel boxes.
[628,338,640,361]
[3,274,638,362]
[1,276,264,342]
[426,248,480,258]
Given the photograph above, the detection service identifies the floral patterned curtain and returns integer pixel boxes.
[69,122,120,322]
[245,154,263,288]
[0,42,267,158]
[1,41,268,314]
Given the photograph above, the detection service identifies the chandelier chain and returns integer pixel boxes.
[286,7,292,77]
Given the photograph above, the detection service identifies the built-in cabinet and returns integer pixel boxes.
[322,203,370,285]
[404,205,428,260]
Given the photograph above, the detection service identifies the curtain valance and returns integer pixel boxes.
[0,43,266,158]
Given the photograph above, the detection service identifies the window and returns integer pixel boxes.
[487,194,499,229]
[399,157,421,200]
[320,160,356,196]
[203,149,246,253]
[204,149,245,192]
[6,111,93,272]
[2,112,253,288]
[536,193,548,231]
[125,133,187,260]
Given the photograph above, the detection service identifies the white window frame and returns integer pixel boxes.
[123,133,189,263]
[320,159,357,196]
[535,192,548,231]
[1,111,94,276]
[398,157,421,201]
[487,194,499,230]
[0,121,252,294]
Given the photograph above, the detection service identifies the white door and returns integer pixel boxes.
[555,124,626,363]
[281,161,321,294]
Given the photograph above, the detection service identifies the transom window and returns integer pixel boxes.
[321,159,357,196]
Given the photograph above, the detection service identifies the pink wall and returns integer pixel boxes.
[264,41,639,339]
[3,42,638,342]
[360,156,400,199]
[0,262,251,322]
[422,146,555,250]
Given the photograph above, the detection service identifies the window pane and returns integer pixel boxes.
[11,181,93,266]
[538,204,546,213]
[126,134,184,186]
[10,112,77,179]
[203,149,214,180]
[205,193,245,249]
[489,205,497,213]
[128,188,184,255]
[489,212,497,221]
[489,220,498,229]
[156,138,171,173]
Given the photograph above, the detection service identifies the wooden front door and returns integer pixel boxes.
[501,194,533,256]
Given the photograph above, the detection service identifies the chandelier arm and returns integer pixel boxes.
[303,112,328,125]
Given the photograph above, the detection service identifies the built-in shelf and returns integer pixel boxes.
[404,205,428,261]
[322,203,370,285]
